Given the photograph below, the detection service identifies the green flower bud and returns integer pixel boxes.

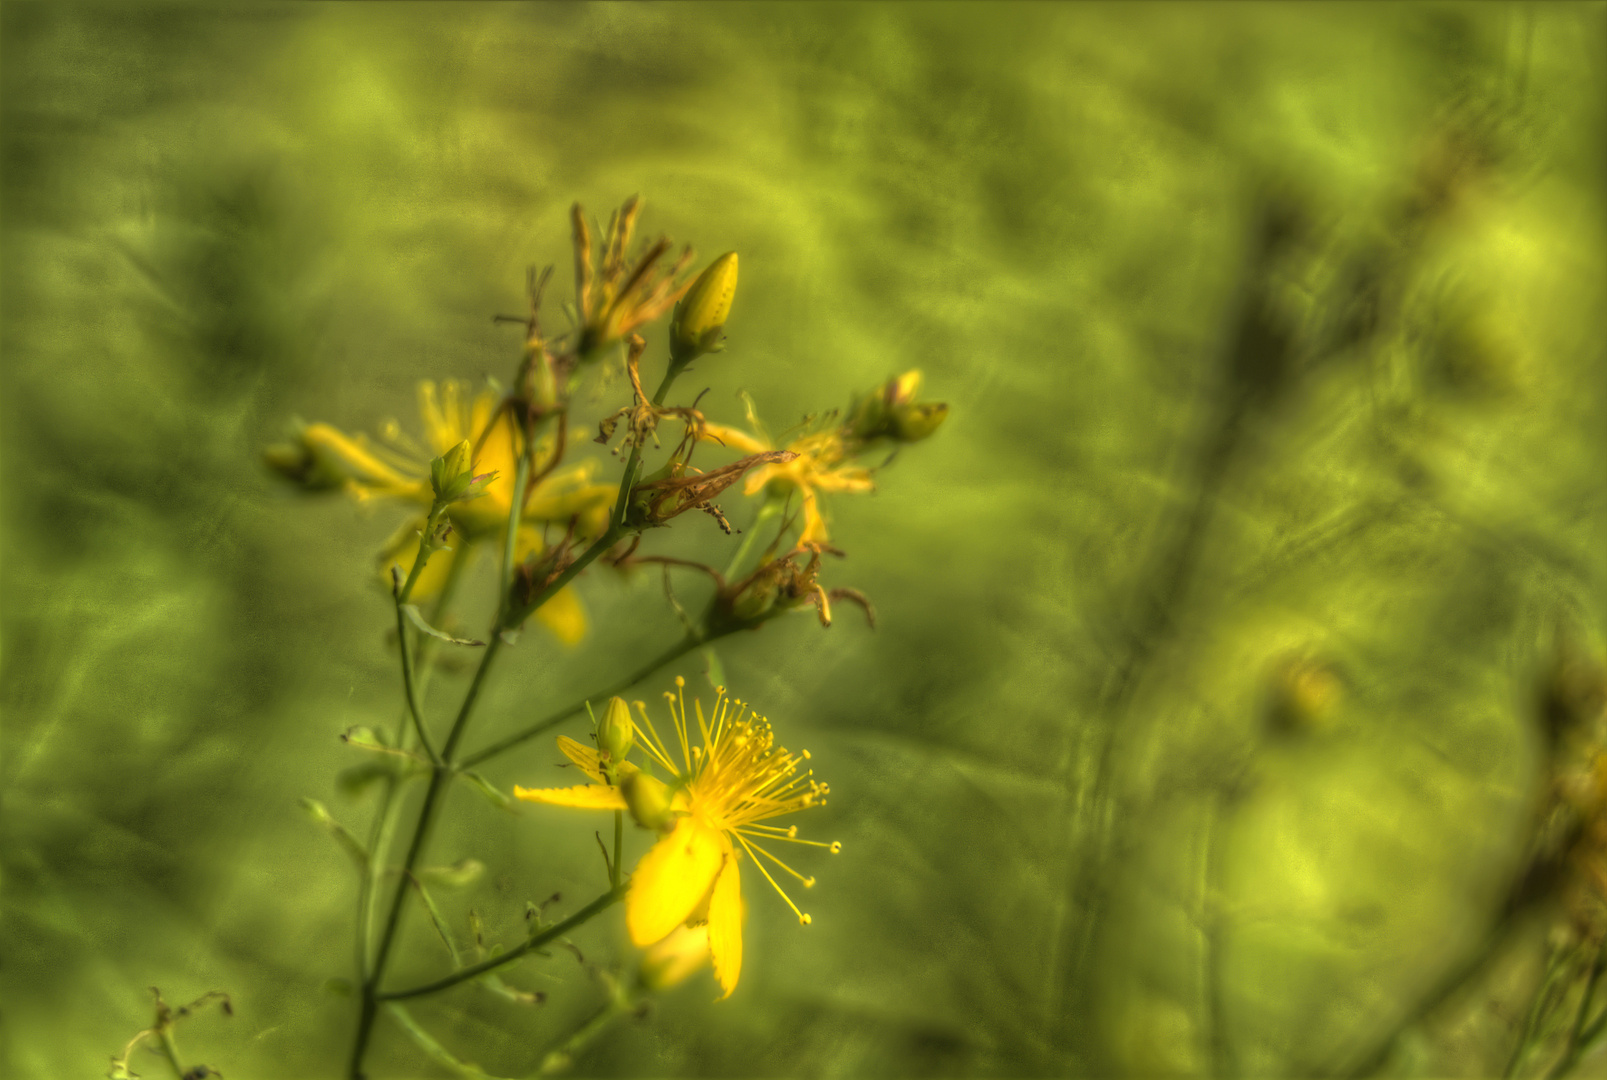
[622,771,676,833]
[429,440,495,504]
[846,370,947,442]
[891,401,949,443]
[596,696,636,768]
[670,252,738,364]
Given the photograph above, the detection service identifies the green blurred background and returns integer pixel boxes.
[3,3,1604,1077]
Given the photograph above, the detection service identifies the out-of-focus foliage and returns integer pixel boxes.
[2,3,1603,1078]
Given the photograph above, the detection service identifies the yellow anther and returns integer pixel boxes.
[830,841,842,854]
[675,675,686,687]
[803,749,812,760]
[803,877,816,888]
[787,826,798,838]
[800,914,812,926]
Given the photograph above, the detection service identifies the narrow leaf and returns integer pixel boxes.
[340,727,428,765]
[419,857,485,890]
[300,798,368,869]
[409,877,463,967]
[401,605,486,647]
[702,645,726,692]
[459,770,514,810]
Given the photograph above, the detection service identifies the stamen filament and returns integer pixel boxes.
[736,833,818,887]
[735,834,809,925]
[631,702,679,776]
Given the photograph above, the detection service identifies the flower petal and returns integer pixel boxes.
[699,422,771,455]
[556,735,606,784]
[536,586,588,647]
[628,818,724,947]
[513,784,626,809]
[707,841,743,999]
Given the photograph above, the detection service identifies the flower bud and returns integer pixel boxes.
[638,923,711,991]
[891,401,949,442]
[429,440,495,505]
[846,370,947,442]
[670,252,738,364]
[622,771,677,833]
[596,696,636,768]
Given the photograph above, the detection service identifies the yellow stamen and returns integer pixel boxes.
[734,833,810,926]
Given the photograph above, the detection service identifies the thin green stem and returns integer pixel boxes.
[608,361,684,528]
[380,885,626,1002]
[353,437,528,1076]
[350,766,451,1078]
[499,453,533,626]
[395,599,442,766]
[398,504,445,606]
[611,810,623,890]
[352,363,683,1076]
[458,632,705,768]
[539,992,637,1075]
[358,548,470,980]
[156,1027,186,1080]
[723,499,781,580]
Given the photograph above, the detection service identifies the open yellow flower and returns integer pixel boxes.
[694,372,945,549]
[699,418,873,549]
[271,380,617,644]
[514,679,836,997]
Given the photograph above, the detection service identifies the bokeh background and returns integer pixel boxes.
[4,3,1605,1078]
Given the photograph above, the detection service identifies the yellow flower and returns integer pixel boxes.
[699,419,874,549]
[274,380,617,645]
[514,679,836,998]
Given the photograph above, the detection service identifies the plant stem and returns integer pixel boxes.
[723,499,780,579]
[458,633,705,768]
[352,486,523,1077]
[359,549,470,980]
[539,991,637,1075]
[398,504,445,606]
[156,1026,186,1080]
[395,598,442,765]
[611,811,623,890]
[379,885,626,1001]
[351,362,684,1076]
[498,453,533,626]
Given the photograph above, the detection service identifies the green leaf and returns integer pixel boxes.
[409,877,462,967]
[457,770,513,811]
[418,857,485,890]
[336,760,400,798]
[401,604,486,647]
[299,798,367,870]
